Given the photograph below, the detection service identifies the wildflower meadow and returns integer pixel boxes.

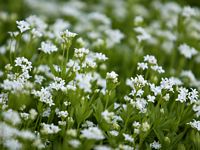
[1,0,200,150]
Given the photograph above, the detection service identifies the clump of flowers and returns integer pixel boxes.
[0,0,200,150]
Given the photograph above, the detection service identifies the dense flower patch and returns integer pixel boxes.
[1,0,200,149]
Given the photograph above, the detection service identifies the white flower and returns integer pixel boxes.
[106,71,118,83]
[34,75,45,84]
[38,41,58,54]
[20,112,29,120]
[74,48,89,58]
[188,119,200,131]
[147,95,156,103]
[178,44,198,59]
[163,93,170,101]
[182,6,197,18]
[15,57,32,72]
[58,121,66,126]
[149,84,162,96]
[144,55,157,64]
[150,140,161,149]
[49,77,66,91]
[151,65,165,74]
[41,123,60,134]
[134,27,151,42]
[61,29,77,39]
[57,111,68,118]
[133,121,141,128]
[4,139,22,150]
[134,16,144,24]
[82,121,95,128]
[141,122,150,132]
[42,107,51,117]
[29,109,37,120]
[131,75,147,87]
[123,133,134,142]
[160,78,176,92]
[19,130,36,140]
[66,129,77,137]
[105,29,124,48]
[188,88,199,104]
[131,98,147,113]
[137,62,148,70]
[32,87,54,107]
[2,109,21,125]
[193,105,200,117]
[136,89,144,97]
[75,73,93,93]
[94,145,111,150]
[81,127,104,140]
[109,130,119,136]
[68,139,80,148]
[101,110,115,123]
[16,20,30,33]
[119,144,134,150]
[94,53,108,61]
[176,87,188,103]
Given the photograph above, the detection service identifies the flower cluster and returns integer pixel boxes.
[0,0,200,150]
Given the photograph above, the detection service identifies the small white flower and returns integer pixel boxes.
[34,75,45,84]
[176,87,188,103]
[66,129,77,137]
[4,139,22,150]
[182,6,197,17]
[74,48,89,58]
[188,120,200,131]
[123,133,134,142]
[178,44,198,59]
[2,109,21,125]
[147,95,156,103]
[58,121,66,126]
[144,55,157,64]
[49,77,66,91]
[15,57,32,72]
[137,62,148,70]
[38,41,58,54]
[141,122,150,132]
[132,98,147,113]
[29,109,37,120]
[68,139,80,148]
[32,87,55,107]
[20,112,29,120]
[41,123,60,134]
[133,121,141,128]
[16,20,30,33]
[150,140,161,149]
[94,53,108,61]
[106,71,118,83]
[131,75,147,87]
[134,27,151,42]
[101,110,115,123]
[193,105,200,117]
[109,130,119,136]
[163,93,170,101]
[61,29,77,39]
[134,16,144,24]
[160,78,176,92]
[57,111,68,118]
[81,127,104,140]
[105,29,124,48]
[94,145,111,150]
[188,88,199,104]
[151,65,165,74]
